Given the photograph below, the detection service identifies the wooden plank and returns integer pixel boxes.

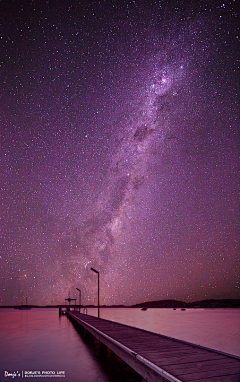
[138,348,218,357]
[165,359,239,373]
[142,353,223,364]
[190,375,240,382]
[178,368,240,381]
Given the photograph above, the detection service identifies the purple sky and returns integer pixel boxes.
[1,0,239,306]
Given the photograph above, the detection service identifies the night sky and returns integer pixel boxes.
[1,0,239,306]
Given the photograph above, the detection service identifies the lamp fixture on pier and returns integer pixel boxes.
[91,267,100,318]
[76,288,81,313]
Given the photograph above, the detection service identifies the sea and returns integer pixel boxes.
[0,308,239,382]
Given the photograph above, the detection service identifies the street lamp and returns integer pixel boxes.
[76,288,81,313]
[91,267,100,318]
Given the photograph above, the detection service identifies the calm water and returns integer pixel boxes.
[92,307,240,357]
[0,308,239,382]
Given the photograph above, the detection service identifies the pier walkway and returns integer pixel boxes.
[67,312,240,382]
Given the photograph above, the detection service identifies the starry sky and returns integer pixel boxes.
[1,0,239,306]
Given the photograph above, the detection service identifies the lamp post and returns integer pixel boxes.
[91,267,100,318]
[76,288,81,313]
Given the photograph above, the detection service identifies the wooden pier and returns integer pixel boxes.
[66,312,240,382]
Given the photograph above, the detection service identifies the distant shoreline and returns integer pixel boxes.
[1,298,239,309]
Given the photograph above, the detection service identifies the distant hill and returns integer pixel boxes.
[131,299,240,309]
[188,299,240,309]
[131,299,187,308]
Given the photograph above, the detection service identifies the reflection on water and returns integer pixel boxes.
[0,308,239,382]
[0,309,142,382]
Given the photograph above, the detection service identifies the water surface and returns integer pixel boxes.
[0,308,239,382]
[0,308,141,382]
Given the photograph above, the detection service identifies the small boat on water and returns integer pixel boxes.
[141,307,148,311]
[181,308,186,311]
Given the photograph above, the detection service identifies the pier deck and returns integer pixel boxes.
[67,312,240,382]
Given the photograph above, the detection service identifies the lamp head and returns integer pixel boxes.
[91,267,99,274]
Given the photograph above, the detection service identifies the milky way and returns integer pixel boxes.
[1,0,239,305]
